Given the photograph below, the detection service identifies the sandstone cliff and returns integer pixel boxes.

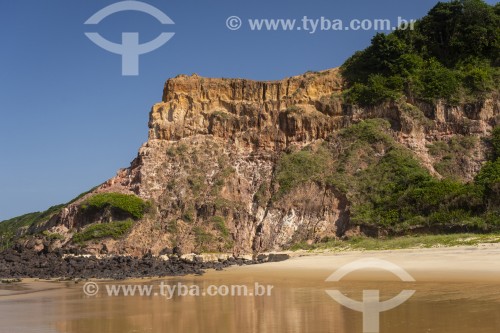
[19,69,500,256]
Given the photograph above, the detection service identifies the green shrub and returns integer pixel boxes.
[475,160,500,188]
[339,119,393,144]
[350,148,432,226]
[182,209,195,223]
[344,75,404,106]
[491,126,500,160]
[187,175,205,194]
[166,220,178,234]
[427,135,479,179]
[418,59,460,102]
[42,231,64,241]
[193,226,214,251]
[212,110,233,120]
[275,147,330,198]
[83,193,148,219]
[285,105,304,114]
[72,220,134,243]
[458,58,496,95]
[211,216,229,237]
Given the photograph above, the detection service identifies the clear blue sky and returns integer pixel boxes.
[0,0,496,221]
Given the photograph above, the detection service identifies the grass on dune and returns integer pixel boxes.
[291,233,500,252]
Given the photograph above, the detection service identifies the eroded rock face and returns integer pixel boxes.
[149,70,344,148]
[34,69,499,255]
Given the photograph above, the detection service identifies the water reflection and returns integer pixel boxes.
[1,271,500,333]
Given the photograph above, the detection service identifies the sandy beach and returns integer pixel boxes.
[1,244,500,292]
[2,245,500,333]
[1,243,500,301]
[216,244,500,283]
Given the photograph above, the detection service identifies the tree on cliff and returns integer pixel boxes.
[342,0,499,106]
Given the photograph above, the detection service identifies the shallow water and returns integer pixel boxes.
[1,265,500,333]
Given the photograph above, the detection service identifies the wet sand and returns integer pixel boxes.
[1,245,500,333]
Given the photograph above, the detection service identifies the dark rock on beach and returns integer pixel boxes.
[0,247,286,280]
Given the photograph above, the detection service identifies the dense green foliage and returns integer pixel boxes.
[72,220,134,243]
[336,121,499,231]
[0,205,63,234]
[342,0,499,106]
[474,132,500,214]
[0,186,105,248]
[0,205,64,249]
[83,193,149,219]
[275,147,330,198]
[427,136,478,180]
[275,119,500,233]
[492,126,500,160]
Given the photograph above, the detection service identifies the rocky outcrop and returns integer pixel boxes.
[26,69,500,256]
[0,246,267,280]
[150,70,344,146]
